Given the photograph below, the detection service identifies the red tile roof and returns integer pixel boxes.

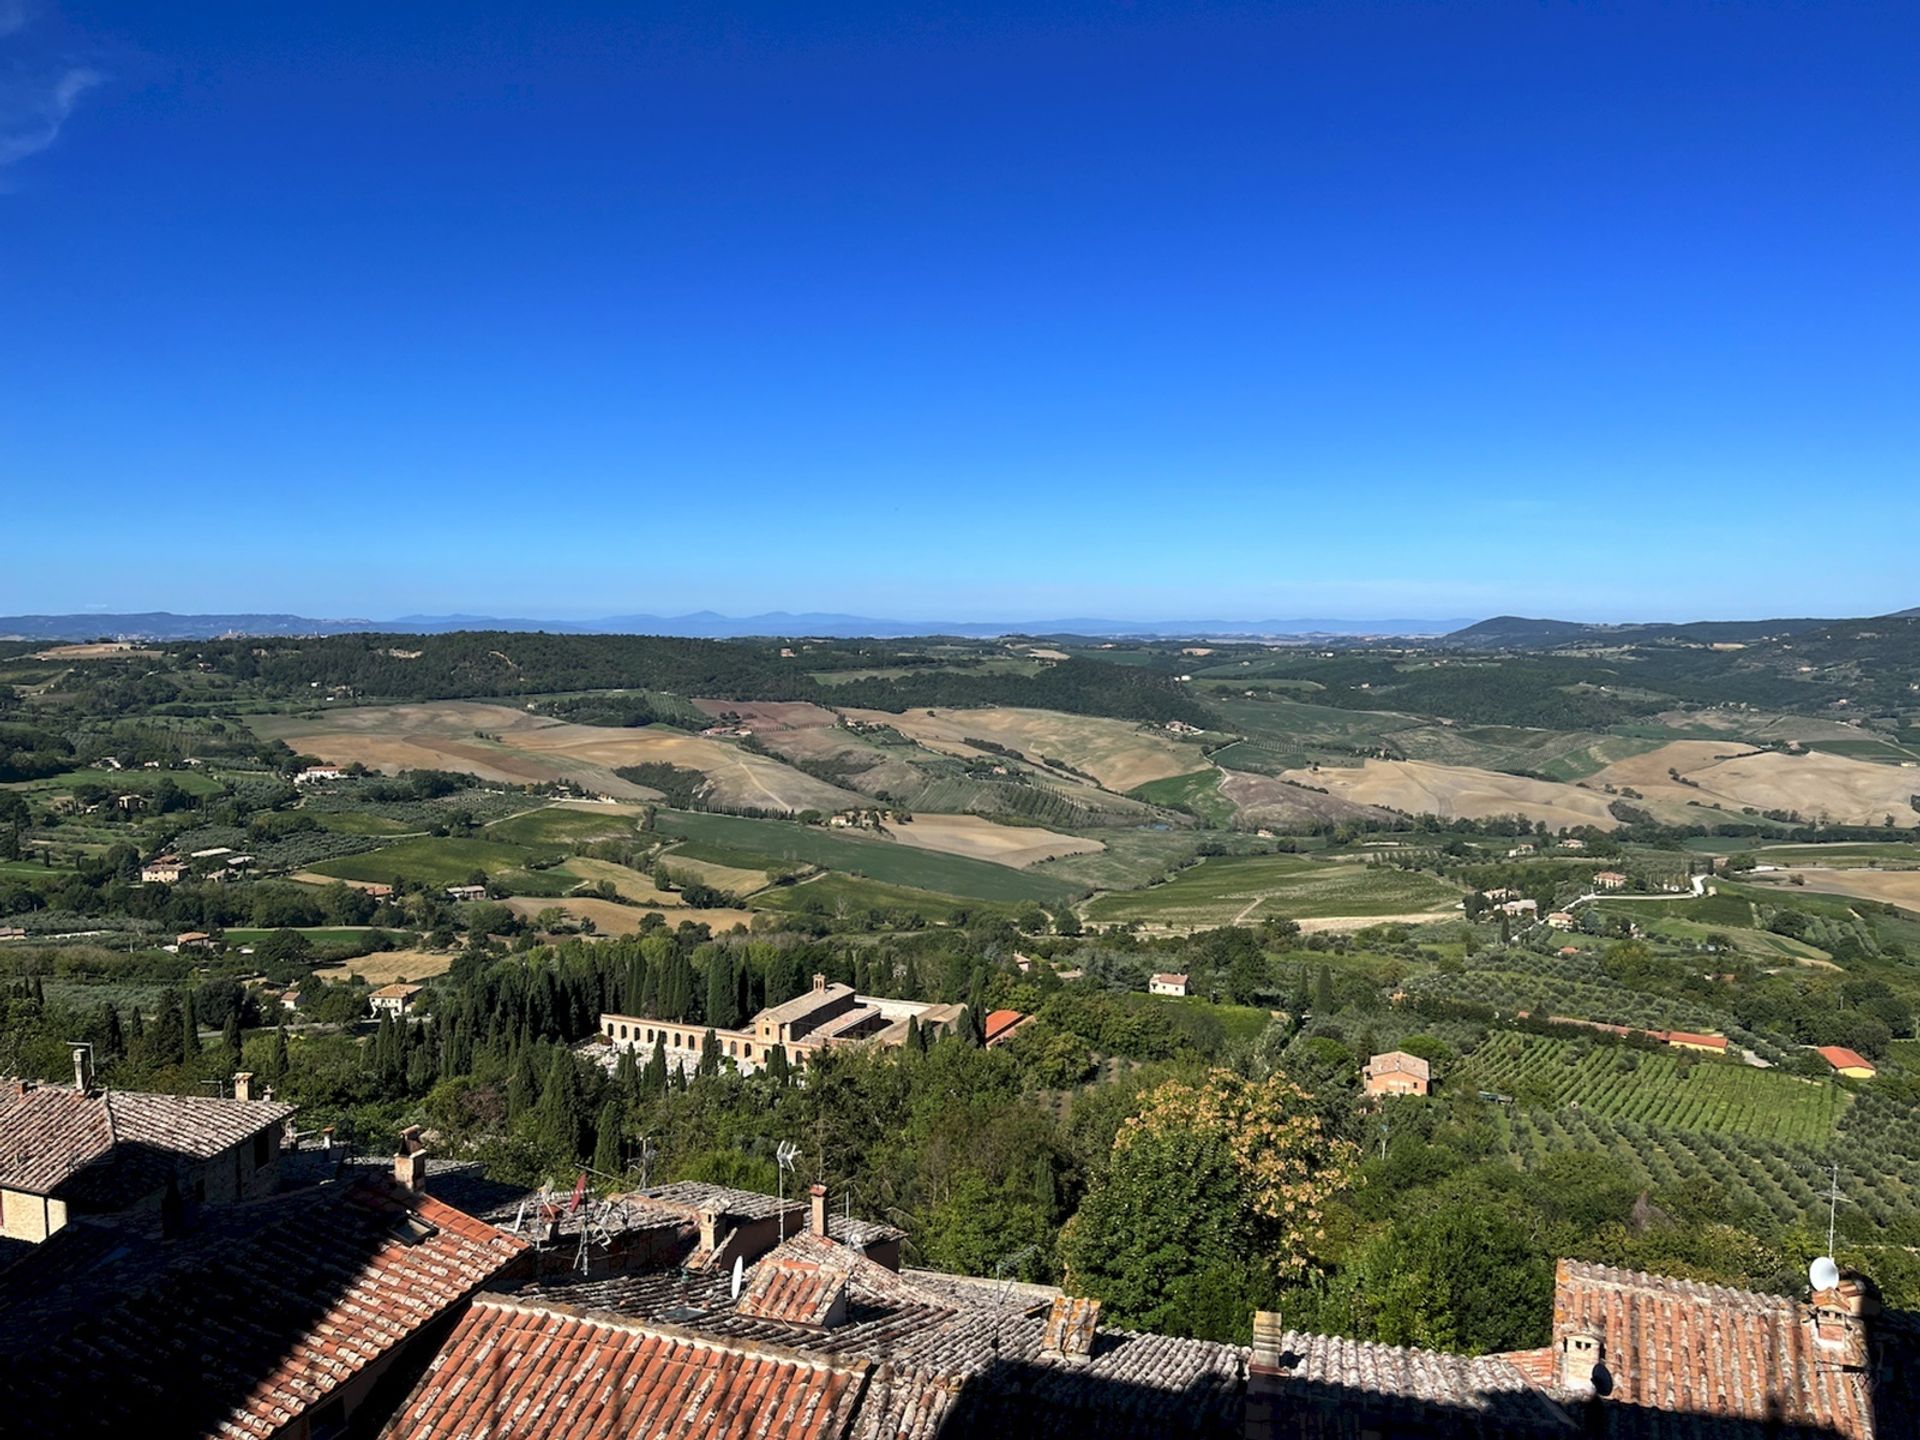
[1150,972,1187,986]
[982,1009,1029,1045]
[1532,1258,1880,1438]
[1816,1045,1875,1073]
[0,1081,295,1199]
[382,1295,871,1440]
[0,1176,529,1439]
[1659,1030,1728,1050]
[736,1236,853,1327]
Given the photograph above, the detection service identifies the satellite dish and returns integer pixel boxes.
[730,1256,745,1301]
[1810,1255,1841,1292]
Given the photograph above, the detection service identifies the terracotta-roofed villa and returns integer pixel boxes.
[1362,1049,1432,1096]
[1149,972,1189,997]
[1816,1045,1878,1079]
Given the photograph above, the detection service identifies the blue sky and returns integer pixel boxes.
[2,1,1915,623]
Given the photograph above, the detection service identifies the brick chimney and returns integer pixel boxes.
[809,1183,828,1239]
[1039,1296,1100,1364]
[1245,1311,1292,1440]
[698,1206,722,1256]
[232,1071,254,1102]
[71,1043,94,1094]
[812,972,827,993]
[394,1124,427,1192]
[1809,1272,1877,1363]
[1557,1331,1604,1396]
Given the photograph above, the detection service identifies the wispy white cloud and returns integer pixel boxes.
[0,2,31,42]
[0,63,101,168]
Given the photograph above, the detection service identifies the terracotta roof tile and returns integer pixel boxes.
[0,1176,528,1439]
[0,1082,295,1199]
[380,1295,871,1440]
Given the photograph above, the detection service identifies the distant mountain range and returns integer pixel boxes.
[0,610,1476,643]
[1444,608,1920,648]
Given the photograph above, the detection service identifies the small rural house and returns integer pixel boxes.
[293,764,346,785]
[444,883,488,902]
[174,931,216,952]
[140,856,189,885]
[1149,972,1189,997]
[1816,1045,1877,1079]
[982,1009,1033,1047]
[369,983,424,1018]
[1593,870,1629,890]
[1363,1050,1432,1097]
[1546,911,1575,929]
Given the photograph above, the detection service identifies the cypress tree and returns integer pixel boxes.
[706,952,740,1030]
[271,1024,290,1079]
[1313,965,1334,1014]
[181,991,201,1057]
[766,1042,790,1087]
[130,1004,145,1044]
[906,1015,925,1055]
[539,1051,587,1160]
[645,1034,668,1091]
[698,1027,721,1077]
[592,1098,624,1179]
[507,1047,539,1119]
[222,1011,242,1068]
[99,1003,125,1062]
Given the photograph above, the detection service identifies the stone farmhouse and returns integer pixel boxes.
[1362,1049,1432,1097]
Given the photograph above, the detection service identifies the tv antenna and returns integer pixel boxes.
[775,1141,801,1242]
[1823,1161,1849,1258]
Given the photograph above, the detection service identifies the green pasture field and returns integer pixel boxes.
[1083,853,1461,927]
[1127,768,1236,825]
[0,858,72,879]
[484,806,641,846]
[750,873,1012,924]
[222,926,398,947]
[1029,826,1208,894]
[11,766,228,798]
[649,810,1077,905]
[1749,842,1920,868]
[308,810,420,837]
[1137,992,1274,1046]
[1462,1031,1847,1143]
[1802,737,1920,764]
[307,836,571,888]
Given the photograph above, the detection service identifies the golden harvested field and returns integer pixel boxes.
[839,706,1202,791]
[251,701,867,813]
[562,856,683,905]
[314,948,454,983]
[504,896,757,935]
[657,852,777,895]
[1593,741,1920,828]
[30,642,163,660]
[883,813,1104,868]
[1216,769,1397,826]
[1763,868,1920,911]
[1279,758,1623,830]
[690,698,924,796]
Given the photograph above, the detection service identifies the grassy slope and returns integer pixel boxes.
[1084,852,1461,925]
[649,810,1077,905]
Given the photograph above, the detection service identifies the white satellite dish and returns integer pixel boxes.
[730,1255,745,1301]
[1810,1255,1841,1292]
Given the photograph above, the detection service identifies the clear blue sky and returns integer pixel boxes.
[2,1,1915,623]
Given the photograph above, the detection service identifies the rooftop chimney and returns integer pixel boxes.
[1557,1331,1605,1396]
[1809,1271,1877,1361]
[812,972,827,993]
[1039,1296,1100,1365]
[1246,1310,1293,1439]
[232,1071,253,1102]
[698,1206,722,1256]
[71,1043,94,1094]
[394,1124,427,1193]
[809,1183,828,1239]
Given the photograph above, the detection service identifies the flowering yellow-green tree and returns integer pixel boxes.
[1059,1069,1359,1339]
